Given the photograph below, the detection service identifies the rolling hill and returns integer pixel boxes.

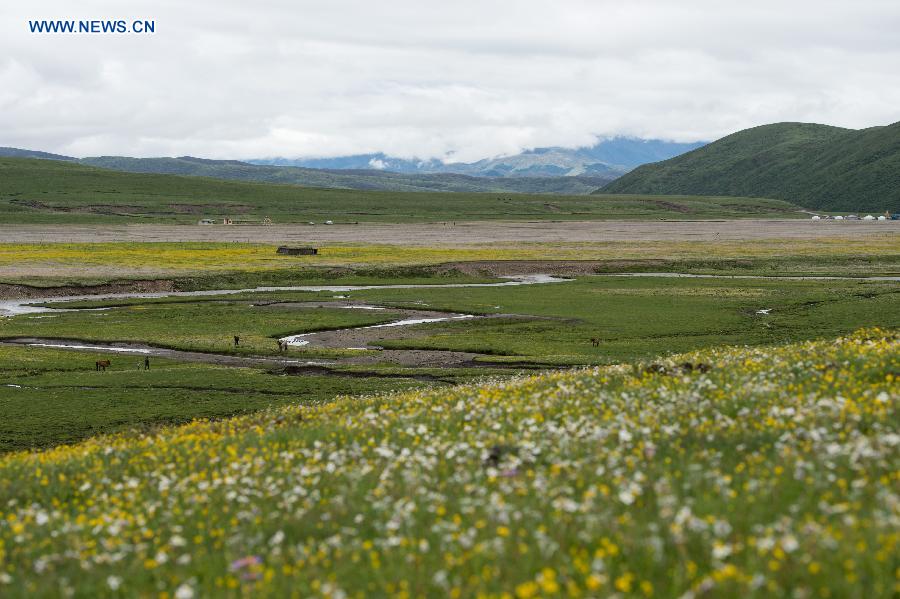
[0,138,706,196]
[0,157,803,224]
[0,150,612,195]
[600,121,900,213]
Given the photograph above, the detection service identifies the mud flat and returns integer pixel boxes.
[0,337,506,371]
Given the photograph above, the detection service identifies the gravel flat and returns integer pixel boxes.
[2,220,897,244]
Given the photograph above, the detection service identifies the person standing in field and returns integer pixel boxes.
[144,356,150,370]
[234,335,240,347]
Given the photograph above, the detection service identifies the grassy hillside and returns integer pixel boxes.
[0,158,803,223]
[0,329,896,596]
[600,121,900,213]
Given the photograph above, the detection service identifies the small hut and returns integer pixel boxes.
[276,246,318,256]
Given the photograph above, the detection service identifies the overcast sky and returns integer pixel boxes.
[2,1,899,161]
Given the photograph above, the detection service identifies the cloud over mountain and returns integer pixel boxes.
[2,1,899,160]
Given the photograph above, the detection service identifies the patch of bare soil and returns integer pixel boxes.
[0,279,175,300]
[651,200,691,213]
[0,337,524,372]
[434,260,672,277]
[10,199,252,216]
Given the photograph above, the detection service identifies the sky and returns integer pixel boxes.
[2,0,899,161]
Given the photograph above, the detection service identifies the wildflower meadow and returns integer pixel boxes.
[0,329,896,597]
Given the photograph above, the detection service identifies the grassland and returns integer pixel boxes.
[1,274,896,455]
[0,301,399,357]
[1,237,898,286]
[0,158,804,224]
[5,277,897,364]
[0,346,433,452]
[354,276,900,362]
[0,330,895,597]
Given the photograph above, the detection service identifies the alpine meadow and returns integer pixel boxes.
[1,1,898,598]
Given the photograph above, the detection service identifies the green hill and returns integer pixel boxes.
[0,148,615,195]
[599,121,900,212]
[0,158,803,223]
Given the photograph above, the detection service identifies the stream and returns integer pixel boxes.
[0,274,567,316]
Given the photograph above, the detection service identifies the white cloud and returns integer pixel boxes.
[1,0,899,160]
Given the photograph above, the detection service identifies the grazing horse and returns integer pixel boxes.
[590,338,600,347]
[95,359,111,371]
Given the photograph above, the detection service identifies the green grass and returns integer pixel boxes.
[0,300,399,357]
[601,120,900,213]
[5,277,898,366]
[1,275,896,453]
[0,330,895,597]
[0,345,432,452]
[340,276,900,362]
[0,158,805,224]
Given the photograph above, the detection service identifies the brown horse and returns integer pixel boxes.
[590,338,600,347]
[95,359,111,371]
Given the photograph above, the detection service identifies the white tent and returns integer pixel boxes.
[811,215,821,220]
[863,214,875,220]
[877,215,887,220]
[835,215,844,220]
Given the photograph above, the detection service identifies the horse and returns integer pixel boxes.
[590,338,600,347]
[95,359,111,371]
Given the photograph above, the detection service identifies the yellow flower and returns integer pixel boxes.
[585,574,605,591]
[515,581,539,599]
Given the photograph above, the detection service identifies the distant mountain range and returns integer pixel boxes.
[0,138,704,195]
[250,138,706,178]
[601,121,900,212]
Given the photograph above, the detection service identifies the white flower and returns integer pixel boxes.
[174,583,195,599]
[712,541,732,560]
[882,433,900,447]
[269,530,285,546]
[107,576,122,591]
[781,534,799,553]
